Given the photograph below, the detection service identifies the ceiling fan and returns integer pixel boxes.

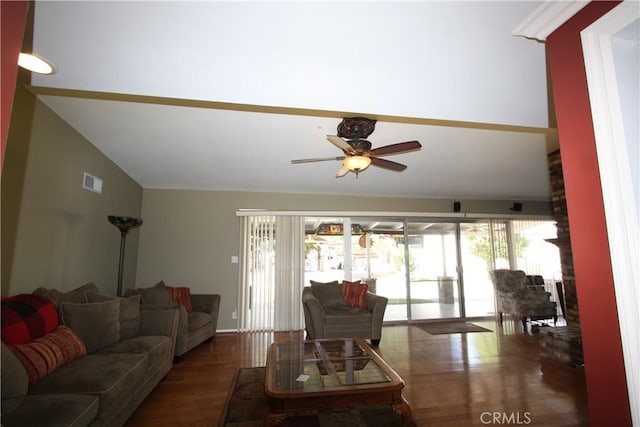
[291,118,422,178]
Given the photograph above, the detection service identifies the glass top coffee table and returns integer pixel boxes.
[265,338,411,426]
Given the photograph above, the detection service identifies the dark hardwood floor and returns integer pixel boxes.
[124,320,588,427]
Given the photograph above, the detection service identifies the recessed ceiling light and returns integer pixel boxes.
[18,52,57,75]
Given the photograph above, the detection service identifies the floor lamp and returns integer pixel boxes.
[108,215,143,296]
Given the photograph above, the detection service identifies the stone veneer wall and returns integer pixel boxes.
[542,149,584,369]
[547,149,580,327]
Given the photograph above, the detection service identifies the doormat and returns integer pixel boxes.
[416,322,492,335]
[219,367,418,426]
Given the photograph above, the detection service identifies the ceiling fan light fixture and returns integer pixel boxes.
[292,118,420,177]
[343,155,371,173]
[18,52,57,75]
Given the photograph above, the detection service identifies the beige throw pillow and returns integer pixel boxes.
[60,300,120,353]
[85,292,141,340]
[136,281,175,305]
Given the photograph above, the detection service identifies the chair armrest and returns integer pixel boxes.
[139,308,179,338]
[365,293,388,338]
[302,289,324,339]
[190,294,220,314]
[365,292,388,314]
[141,303,188,334]
[302,289,324,313]
[191,294,221,331]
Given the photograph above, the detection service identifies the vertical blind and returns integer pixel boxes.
[512,220,559,276]
[274,216,305,331]
[238,215,304,332]
[489,220,510,270]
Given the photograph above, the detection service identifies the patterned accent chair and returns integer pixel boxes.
[490,269,557,330]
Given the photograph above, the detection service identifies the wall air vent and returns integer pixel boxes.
[83,172,103,194]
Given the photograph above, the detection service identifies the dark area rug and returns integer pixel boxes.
[416,322,492,335]
[219,367,418,426]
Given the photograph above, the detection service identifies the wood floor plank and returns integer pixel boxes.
[124,321,588,426]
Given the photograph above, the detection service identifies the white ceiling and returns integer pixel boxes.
[29,1,554,200]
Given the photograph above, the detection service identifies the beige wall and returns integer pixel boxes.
[137,189,552,330]
[2,86,553,331]
[1,88,143,297]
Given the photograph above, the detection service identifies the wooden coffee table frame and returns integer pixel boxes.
[264,338,411,426]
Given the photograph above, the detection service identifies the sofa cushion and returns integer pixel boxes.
[86,291,141,340]
[310,281,345,307]
[8,326,86,384]
[137,281,175,305]
[166,286,193,311]
[324,305,370,317]
[96,335,173,370]
[3,393,99,427]
[33,283,99,307]
[61,300,120,353]
[324,306,372,326]
[310,280,340,287]
[1,342,29,415]
[29,353,148,418]
[341,280,368,309]
[1,294,59,345]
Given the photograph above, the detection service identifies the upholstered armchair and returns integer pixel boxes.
[490,269,557,330]
[302,280,388,346]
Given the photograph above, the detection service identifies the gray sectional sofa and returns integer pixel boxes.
[1,284,179,427]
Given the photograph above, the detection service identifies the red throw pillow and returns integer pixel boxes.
[341,280,368,309]
[166,286,193,312]
[1,294,59,345]
[9,326,87,384]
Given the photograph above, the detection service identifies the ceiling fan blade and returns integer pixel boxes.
[369,140,421,157]
[370,157,407,172]
[291,156,344,164]
[327,135,353,153]
[336,166,350,178]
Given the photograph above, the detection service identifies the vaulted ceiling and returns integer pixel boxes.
[28,1,555,200]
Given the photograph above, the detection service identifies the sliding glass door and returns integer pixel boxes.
[460,222,497,317]
[406,222,460,321]
[354,219,407,322]
[302,216,560,323]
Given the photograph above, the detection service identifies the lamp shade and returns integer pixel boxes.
[343,156,371,172]
[108,215,143,233]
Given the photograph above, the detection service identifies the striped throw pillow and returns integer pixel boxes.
[341,281,368,309]
[9,326,86,384]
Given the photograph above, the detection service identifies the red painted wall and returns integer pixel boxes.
[1,0,29,170]
[546,1,631,425]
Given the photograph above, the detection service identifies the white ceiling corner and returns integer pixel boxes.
[513,0,590,41]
